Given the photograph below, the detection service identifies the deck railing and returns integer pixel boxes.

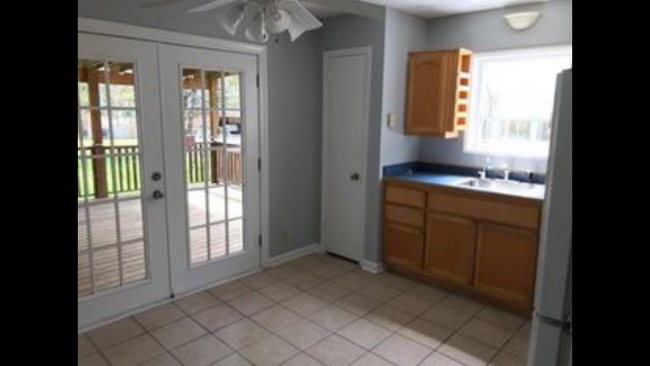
[78,143,243,199]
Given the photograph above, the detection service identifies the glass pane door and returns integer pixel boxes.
[159,44,260,295]
[78,33,169,331]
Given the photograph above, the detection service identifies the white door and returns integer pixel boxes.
[78,33,170,330]
[159,44,261,295]
[321,47,372,262]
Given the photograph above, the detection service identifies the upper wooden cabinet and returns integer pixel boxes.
[405,49,473,138]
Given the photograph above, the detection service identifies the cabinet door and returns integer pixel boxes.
[384,222,424,272]
[405,52,452,135]
[475,223,538,308]
[424,213,477,286]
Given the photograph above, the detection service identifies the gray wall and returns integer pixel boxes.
[317,14,386,264]
[78,0,322,257]
[420,0,573,173]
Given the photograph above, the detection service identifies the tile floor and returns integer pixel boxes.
[78,253,531,366]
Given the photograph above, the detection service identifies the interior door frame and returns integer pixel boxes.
[78,17,271,326]
[320,47,372,261]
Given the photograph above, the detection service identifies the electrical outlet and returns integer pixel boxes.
[387,113,397,127]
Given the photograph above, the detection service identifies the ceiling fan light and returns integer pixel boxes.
[244,10,268,43]
[265,5,291,34]
[217,3,246,36]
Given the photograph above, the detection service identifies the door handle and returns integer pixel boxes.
[152,190,165,200]
[350,173,360,181]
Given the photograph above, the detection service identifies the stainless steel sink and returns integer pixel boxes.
[455,178,545,197]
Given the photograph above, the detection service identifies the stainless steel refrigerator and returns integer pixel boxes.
[529,68,572,366]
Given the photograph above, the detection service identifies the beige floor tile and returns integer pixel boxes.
[420,352,465,366]
[276,318,330,350]
[134,303,186,331]
[174,291,222,315]
[438,334,499,366]
[439,295,485,316]
[150,317,207,350]
[309,262,349,279]
[421,304,473,331]
[458,318,514,349]
[285,272,326,291]
[78,353,110,366]
[373,334,433,366]
[87,317,145,349]
[172,334,233,366]
[282,292,329,316]
[335,293,381,316]
[259,281,301,302]
[502,325,530,360]
[405,284,450,304]
[210,281,253,302]
[378,272,419,291]
[266,264,302,280]
[240,272,278,290]
[239,334,299,366]
[308,281,352,303]
[307,304,358,332]
[103,334,166,366]
[360,283,401,303]
[352,352,395,366]
[306,334,366,365]
[215,318,271,350]
[476,306,527,331]
[337,318,392,350]
[387,293,434,315]
[365,305,417,332]
[398,318,453,349]
[251,304,302,333]
[282,352,324,366]
[228,292,275,316]
[139,353,181,366]
[212,353,254,366]
[193,304,244,331]
[332,272,372,291]
[489,352,527,366]
[78,334,96,358]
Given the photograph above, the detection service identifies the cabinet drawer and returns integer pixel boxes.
[385,204,425,228]
[386,185,426,208]
[428,193,539,229]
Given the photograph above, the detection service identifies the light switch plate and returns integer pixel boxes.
[387,113,397,127]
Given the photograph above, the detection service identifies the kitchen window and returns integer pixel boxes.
[464,46,572,158]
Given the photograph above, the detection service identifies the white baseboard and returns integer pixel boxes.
[360,260,385,274]
[265,243,320,267]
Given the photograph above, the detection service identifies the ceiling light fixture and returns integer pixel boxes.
[504,11,541,31]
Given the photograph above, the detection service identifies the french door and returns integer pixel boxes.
[159,44,261,295]
[78,33,170,330]
[78,33,261,330]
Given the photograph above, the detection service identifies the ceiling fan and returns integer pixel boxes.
[140,0,323,43]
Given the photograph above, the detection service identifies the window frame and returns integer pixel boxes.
[463,45,572,159]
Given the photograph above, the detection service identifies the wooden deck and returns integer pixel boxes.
[78,186,244,297]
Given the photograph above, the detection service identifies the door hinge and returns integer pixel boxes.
[258,235,262,247]
[256,74,260,88]
[258,158,262,171]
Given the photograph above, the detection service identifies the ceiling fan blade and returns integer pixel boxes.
[302,0,384,20]
[278,0,323,41]
[188,0,239,13]
[138,0,189,9]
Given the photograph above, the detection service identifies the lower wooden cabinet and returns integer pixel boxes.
[383,222,424,272]
[474,223,538,306]
[424,213,477,286]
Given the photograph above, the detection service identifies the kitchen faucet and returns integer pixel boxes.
[479,157,491,179]
[501,163,510,181]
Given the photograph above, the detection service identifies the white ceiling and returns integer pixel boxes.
[355,0,549,19]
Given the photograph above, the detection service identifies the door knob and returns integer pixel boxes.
[350,173,360,181]
[152,190,165,200]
